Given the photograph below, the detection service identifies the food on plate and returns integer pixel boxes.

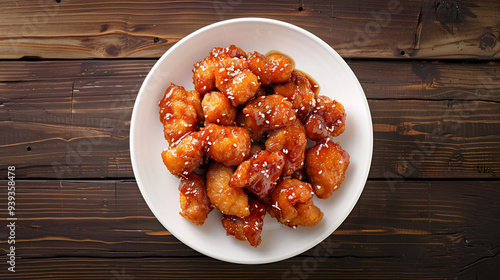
[158,45,349,247]
[159,83,203,144]
[192,45,247,94]
[273,70,317,122]
[242,95,296,133]
[230,150,285,198]
[247,51,294,86]
[265,119,307,176]
[269,179,323,228]
[215,57,260,107]
[222,199,266,247]
[203,123,251,167]
[305,95,346,141]
[206,162,250,217]
[161,131,206,178]
[305,141,350,199]
[202,91,237,126]
[178,173,213,225]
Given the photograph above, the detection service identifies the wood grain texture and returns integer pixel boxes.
[0,179,498,279]
[1,60,499,179]
[0,0,499,59]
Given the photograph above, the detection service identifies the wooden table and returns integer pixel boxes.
[1,0,499,279]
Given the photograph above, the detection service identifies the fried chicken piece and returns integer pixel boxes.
[222,199,266,247]
[206,162,250,217]
[305,96,346,141]
[202,91,237,126]
[270,179,323,228]
[192,45,247,94]
[265,119,307,176]
[305,141,350,199]
[285,200,324,228]
[203,124,251,167]
[248,52,294,86]
[235,109,265,141]
[178,173,212,225]
[230,150,285,198]
[161,131,206,178]
[215,57,260,107]
[273,71,316,121]
[242,95,296,134]
[159,83,203,144]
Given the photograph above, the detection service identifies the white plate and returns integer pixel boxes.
[130,18,373,264]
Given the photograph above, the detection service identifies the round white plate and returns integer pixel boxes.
[130,18,373,264]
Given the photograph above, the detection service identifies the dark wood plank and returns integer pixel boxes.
[1,60,499,179]
[350,60,500,101]
[1,60,499,101]
[1,0,499,59]
[0,179,498,279]
[370,99,500,179]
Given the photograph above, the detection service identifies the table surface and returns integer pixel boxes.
[1,0,499,279]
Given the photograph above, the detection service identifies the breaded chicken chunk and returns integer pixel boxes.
[273,70,316,121]
[222,199,266,247]
[305,96,346,141]
[159,83,203,144]
[202,91,237,126]
[206,162,250,217]
[265,119,307,176]
[161,131,206,178]
[242,95,296,134]
[192,45,247,94]
[230,150,285,198]
[305,141,350,199]
[203,124,251,167]
[178,173,212,225]
[215,57,260,107]
[270,179,323,228]
[248,52,294,86]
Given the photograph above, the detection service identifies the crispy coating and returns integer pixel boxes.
[161,131,206,178]
[230,150,285,198]
[203,124,251,167]
[215,58,260,107]
[248,52,294,86]
[265,119,307,176]
[305,141,350,199]
[285,200,324,228]
[273,71,316,121]
[235,109,265,141]
[202,91,237,126]
[179,173,212,225]
[305,95,346,141]
[192,45,247,94]
[270,179,323,228]
[270,179,314,221]
[206,162,250,217]
[159,83,203,144]
[242,95,296,134]
[222,199,266,247]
